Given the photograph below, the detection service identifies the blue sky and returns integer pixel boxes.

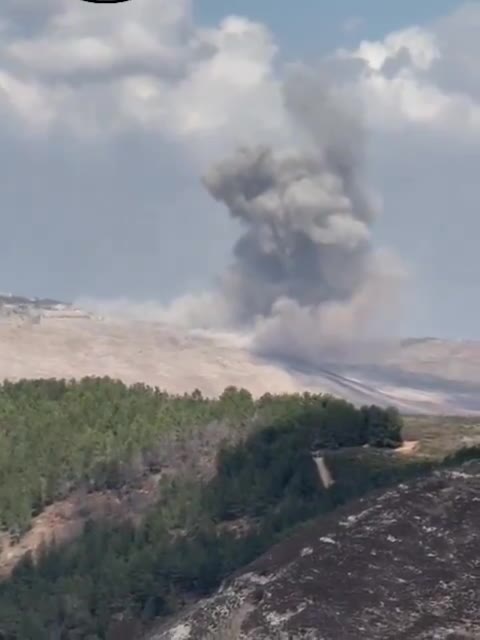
[196,1,463,55]
[1,0,480,339]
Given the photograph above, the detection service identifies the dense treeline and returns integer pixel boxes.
[0,375,442,639]
[0,378,401,533]
[0,379,250,532]
[0,377,410,638]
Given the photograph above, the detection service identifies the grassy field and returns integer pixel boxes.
[403,415,480,459]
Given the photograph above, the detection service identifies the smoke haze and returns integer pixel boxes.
[79,65,405,366]
[199,66,405,363]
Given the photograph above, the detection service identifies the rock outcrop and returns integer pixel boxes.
[151,461,480,640]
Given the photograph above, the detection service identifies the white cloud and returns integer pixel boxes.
[4,0,196,80]
[0,0,285,149]
[3,2,480,143]
[335,3,480,337]
[337,8,480,136]
[351,26,440,72]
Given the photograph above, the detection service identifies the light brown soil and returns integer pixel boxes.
[2,312,480,414]
[0,474,161,579]
[394,440,420,455]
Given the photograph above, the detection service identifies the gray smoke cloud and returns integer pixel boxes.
[197,66,405,363]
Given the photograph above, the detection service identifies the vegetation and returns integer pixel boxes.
[0,377,467,639]
[403,414,480,459]
[0,378,248,533]
[0,378,401,534]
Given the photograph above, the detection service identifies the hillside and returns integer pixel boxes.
[0,380,416,638]
[1,298,480,414]
[0,298,479,638]
[152,460,480,640]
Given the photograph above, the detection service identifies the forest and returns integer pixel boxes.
[0,377,473,639]
[0,378,402,534]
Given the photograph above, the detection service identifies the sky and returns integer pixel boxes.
[1,0,479,339]
[196,1,462,56]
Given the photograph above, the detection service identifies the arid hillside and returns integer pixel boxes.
[1,298,480,414]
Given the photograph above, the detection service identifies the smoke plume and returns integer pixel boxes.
[198,66,405,363]
[83,66,405,365]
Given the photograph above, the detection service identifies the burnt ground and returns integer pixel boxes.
[152,461,480,640]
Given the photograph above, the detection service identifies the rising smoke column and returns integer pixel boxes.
[202,66,403,362]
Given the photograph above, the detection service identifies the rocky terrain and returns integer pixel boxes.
[2,296,480,414]
[152,460,480,640]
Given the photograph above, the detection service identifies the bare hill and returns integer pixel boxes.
[151,460,480,640]
[1,299,480,414]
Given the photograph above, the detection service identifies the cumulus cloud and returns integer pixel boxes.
[5,1,480,144]
[337,6,480,137]
[0,0,283,145]
[3,1,480,149]
[330,2,480,339]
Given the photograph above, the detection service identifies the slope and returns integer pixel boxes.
[152,460,480,640]
[2,300,480,414]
